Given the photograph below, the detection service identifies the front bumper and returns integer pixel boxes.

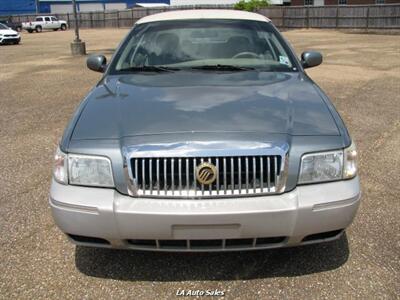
[0,37,20,44]
[49,177,361,251]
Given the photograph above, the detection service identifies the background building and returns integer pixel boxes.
[0,0,170,15]
[291,0,399,5]
[40,0,169,13]
[0,0,37,15]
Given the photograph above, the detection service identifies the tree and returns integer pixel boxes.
[234,0,270,12]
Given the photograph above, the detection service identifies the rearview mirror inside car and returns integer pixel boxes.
[87,54,107,73]
[301,51,323,69]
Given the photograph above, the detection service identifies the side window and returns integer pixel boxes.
[304,0,313,5]
[45,17,50,22]
[51,17,58,21]
[338,0,347,4]
[35,17,43,22]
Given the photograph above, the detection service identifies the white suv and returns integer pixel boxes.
[0,23,21,45]
[22,16,67,33]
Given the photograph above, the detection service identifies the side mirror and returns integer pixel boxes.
[301,51,323,69]
[87,54,107,73]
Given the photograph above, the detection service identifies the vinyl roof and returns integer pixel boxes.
[136,9,271,24]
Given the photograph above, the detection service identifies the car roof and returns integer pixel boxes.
[136,9,271,24]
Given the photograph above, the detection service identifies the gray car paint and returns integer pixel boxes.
[71,72,340,140]
[60,27,352,197]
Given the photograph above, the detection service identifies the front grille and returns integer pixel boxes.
[130,156,284,198]
[127,236,287,250]
[4,34,17,37]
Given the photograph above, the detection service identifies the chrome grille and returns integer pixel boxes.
[129,155,284,198]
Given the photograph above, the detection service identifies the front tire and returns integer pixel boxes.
[60,24,67,31]
[35,26,42,33]
[27,29,33,33]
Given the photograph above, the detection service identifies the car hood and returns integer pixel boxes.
[0,29,18,35]
[71,71,339,140]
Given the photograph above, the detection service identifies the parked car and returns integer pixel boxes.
[22,16,67,33]
[0,19,22,32]
[50,10,360,252]
[0,23,21,45]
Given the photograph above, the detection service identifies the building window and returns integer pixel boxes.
[304,0,314,5]
[376,0,385,3]
[338,0,347,4]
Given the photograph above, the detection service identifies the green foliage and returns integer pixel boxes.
[234,0,270,12]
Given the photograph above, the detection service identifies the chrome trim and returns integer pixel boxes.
[122,141,289,198]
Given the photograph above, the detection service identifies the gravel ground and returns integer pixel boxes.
[0,28,399,299]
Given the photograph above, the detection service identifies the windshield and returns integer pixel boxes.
[0,23,8,29]
[110,19,298,73]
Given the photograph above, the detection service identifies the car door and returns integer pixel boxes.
[43,17,52,29]
[50,17,60,29]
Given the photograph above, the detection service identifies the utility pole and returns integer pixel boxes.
[70,0,86,55]
[35,0,39,14]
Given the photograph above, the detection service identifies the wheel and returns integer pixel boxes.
[14,41,20,45]
[60,24,67,31]
[35,26,42,33]
[27,29,33,33]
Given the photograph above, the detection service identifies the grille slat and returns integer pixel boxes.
[178,158,182,195]
[267,157,271,192]
[260,157,264,192]
[274,156,278,189]
[245,157,249,193]
[131,155,282,198]
[200,158,204,196]
[208,158,212,195]
[163,158,167,193]
[193,158,197,196]
[142,159,146,194]
[223,158,227,194]
[253,157,257,193]
[216,158,220,195]
[186,158,189,194]
[171,158,175,195]
[156,158,160,195]
[230,157,234,194]
[149,159,153,194]
[134,158,138,187]
[238,157,242,193]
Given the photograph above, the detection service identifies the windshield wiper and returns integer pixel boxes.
[119,65,180,73]
[191,64,255,71]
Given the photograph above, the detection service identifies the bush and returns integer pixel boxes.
[234,0,270,12]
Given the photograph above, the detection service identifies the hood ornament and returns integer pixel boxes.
[196,162,218,185]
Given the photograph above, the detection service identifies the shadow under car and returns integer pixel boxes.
[75,232,350,281]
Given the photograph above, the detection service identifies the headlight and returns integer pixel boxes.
[299,150,343,184]
[298,142,357,184]
[53,147,114,187]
